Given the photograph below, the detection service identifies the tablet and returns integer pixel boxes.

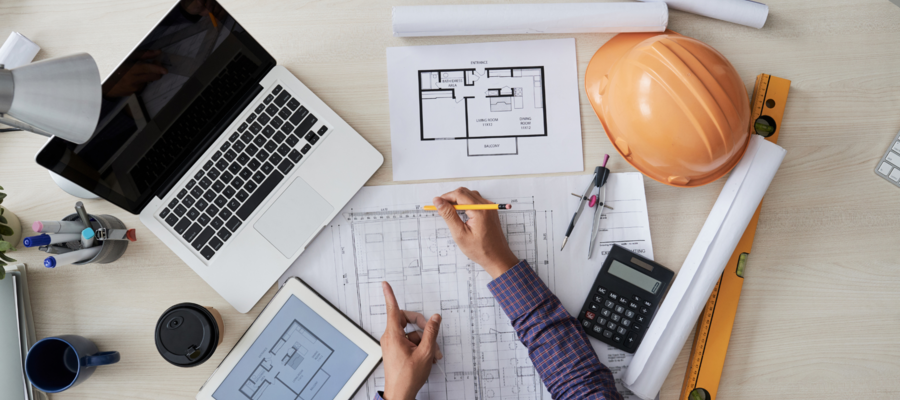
[198,278,381,400]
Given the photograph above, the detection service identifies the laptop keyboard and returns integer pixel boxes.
[156,84,331,261]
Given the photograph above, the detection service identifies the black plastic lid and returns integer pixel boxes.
[155,303,219,367]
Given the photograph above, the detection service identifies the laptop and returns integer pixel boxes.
[35,1,383,313]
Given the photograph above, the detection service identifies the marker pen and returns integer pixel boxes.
[44,247,101,268]
[22,233,82,248]
[32,220,86,234]
[81,227,95,249]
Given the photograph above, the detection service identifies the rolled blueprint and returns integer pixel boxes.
[392,2,668,37]
[623,135,786,400]
[637,0,768,29]
[0,32,40,69]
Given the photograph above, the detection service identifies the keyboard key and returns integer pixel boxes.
[165,214,179,227]
[597,317,608,326]
[254,103,265,114]
[613,334,623,343]
[215,159,229,171]
[159,208,171,218]
[239,168,252,180]
[602,330,613,339]
[206,204,219,217]
[197,213,211,226]
[617,326,627,335]
[217,227,232,242]
[245,180,258,192]
[174,218,191,234]
[628,301,638,309]
[288,149,303,163]
[194,170,204,180]
[186,179,197,189]
[228,162,242,174]
[632,324,642,332]
[636,315,646,324]
[621,318,632,327]
[246,144,259,158]
[227,199,241,211]
[305,131,319,144]
[582,319,592,329]
[273,132,286,143]
[223,186,236,198]
[265,141,278,153]
[190,186,203,199]
[264,94,274,104]
[600,309,611,318]
[266,104,279,116]
[192,227,215,250]
[609,293,619,301]
[619,296,628,304]
[272,85,282,94]
[278,106,292,120]
[604,300,615,308]
[211,217,224,229]
[255,149,270,162]
[295,114,318,135]
[887,151,900,166]
[639,307,650,315]
[274,91,291,107]
[585,311,596,321]
[220,141,231,152]
[212,181,225,193]
[220,171,233,184]
[607,321,617,330]
[186,208,200,220]
[226,216,242,231]
[286,134,300,146]
[611,314,621,322]
[211,151,222,161]
[174,205,187,217]
[248,159,261,170]
[287,98,300,110]
[625,310,635,318]
[231,177,245,188]
[207,168,220,180]
[270,153,283,167]
[249,123,261,134]
[257,113,270,125]
[625,334,636,349]
[301,144,312,154]
[200,246,215,260]
[280,121,294,135]
[183,223,202,242]
[642,300,652,307]
[169,198,179,208]
[183,196,196,208]
[237,153,250,164]
[229,132,239,142]
[277,144,290,156]
[208,236,224,251]
[240,131,253,143]
[891,168,900,182]
[261,162,274,174]
[878,162,894,176]
[289,106,309,126]
[253,135,267,147]
[615,305,625,314]
[195,199,209,211]
[262,126,275,138]
[317,125,328,135]
[252,171,266,184]
[236,190,249,201]
[203,160,213,170]
[224,150,237,161]
[214,196,228,208]
[246,113,256,124]
[237,171,284,220]
[277,159,295,175]
[219,207,233,221]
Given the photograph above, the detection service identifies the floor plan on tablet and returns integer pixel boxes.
[418,67,546,156]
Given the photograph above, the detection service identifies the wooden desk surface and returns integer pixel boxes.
[2,0,899,398]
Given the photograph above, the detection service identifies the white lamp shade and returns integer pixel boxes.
[7,53,101,144]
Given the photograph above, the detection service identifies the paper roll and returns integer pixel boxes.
[392,2,668,37]
[0,32,40,69]
[637,0,769,29]
[623,135,786,400]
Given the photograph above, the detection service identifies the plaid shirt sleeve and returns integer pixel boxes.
[488,261,623,400]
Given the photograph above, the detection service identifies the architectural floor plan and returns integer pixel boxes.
[419,67,547,156]
[281,173,655,400]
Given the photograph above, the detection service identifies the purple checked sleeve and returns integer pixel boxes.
[487,261,623,400]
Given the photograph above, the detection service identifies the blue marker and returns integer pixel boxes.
[23,233,82,248]
[44,247,101,268]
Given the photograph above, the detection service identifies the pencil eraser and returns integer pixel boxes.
[126,229,137,242]
[82,227,95,239]
[32,221,42,232]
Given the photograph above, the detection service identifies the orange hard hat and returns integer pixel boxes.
[585,31,750,187]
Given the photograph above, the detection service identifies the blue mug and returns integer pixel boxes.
[25,335,120,393]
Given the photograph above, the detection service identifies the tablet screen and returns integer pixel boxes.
[213,295,367,400]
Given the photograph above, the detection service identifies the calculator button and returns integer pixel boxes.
[632,295,642,302]
[625,334,636,349]
[887,151,900,166]
[609,293,619,301]
[618,297,628,304]
[597,287,608,295]
[582,319,592,329]
[640,307,650,314]
[585,311,596,321]
[600,309,611,318]
[604,300,616,309]
[594,295,604,303]
[597,317,608,326]
[607,322,617,330]
[603,330,614,339]
[625,310,635,318]
[643,300,652,307]
[617,327,628,336]
[592,325,604,334]
[611,314,621,322]
[636,315,647,324]
[621,319,632,327]
[615,305,625,314]
[629,302,639,309]
[589,303,600,312]
[613,334,623,343]
[632,324,642,333]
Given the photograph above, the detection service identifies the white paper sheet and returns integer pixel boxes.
[280,172,655,400]
[623,135,786,399]
[387,39,584,181]
[392,3,668,37]
[637,0,768,29]
[0,32,40,70]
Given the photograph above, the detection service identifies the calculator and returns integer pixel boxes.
[577,244,675,353]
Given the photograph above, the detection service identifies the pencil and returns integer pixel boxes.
[209,12,219,28]
[422,204,511,211]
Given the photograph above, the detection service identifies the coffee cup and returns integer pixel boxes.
[155,302,224,367]
[25,335,120,393]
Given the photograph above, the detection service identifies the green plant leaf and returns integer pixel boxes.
[0,225,11,237]
[0,252,14,262]
[0,215,6,224]
[0,242,9,252]
[0,264,5,279]
[0,193,6,202]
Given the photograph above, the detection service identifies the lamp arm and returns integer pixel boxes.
[0,114,52,137]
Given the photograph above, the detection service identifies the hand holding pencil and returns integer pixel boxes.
[422,203,511,210]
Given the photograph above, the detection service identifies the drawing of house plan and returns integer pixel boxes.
[238,321,334,400]
[418,67,547,156]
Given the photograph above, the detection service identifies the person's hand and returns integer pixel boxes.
[106,50,167,98]
[433,188,520,279]
[381,282,442,400]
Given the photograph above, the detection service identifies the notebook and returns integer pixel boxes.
[0,264,45,400]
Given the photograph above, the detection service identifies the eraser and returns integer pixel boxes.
[126,229,137,242]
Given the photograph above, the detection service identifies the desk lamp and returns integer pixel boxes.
[0,53,101,144]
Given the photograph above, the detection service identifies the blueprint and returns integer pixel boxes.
[387,39,583,181]
[281,172,654,400]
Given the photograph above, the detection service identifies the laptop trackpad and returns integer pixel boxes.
[255,177,334,258]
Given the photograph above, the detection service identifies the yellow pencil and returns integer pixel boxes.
[209,12,219,28]
[422,204,511,211]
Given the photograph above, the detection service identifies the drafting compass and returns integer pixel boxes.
[587,157,611,259]
[560,155,612,254]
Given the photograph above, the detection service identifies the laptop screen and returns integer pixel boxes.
[36,0,275,213]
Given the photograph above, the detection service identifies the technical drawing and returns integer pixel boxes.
[418,67,547,157]
[238,321,334,400]
[340,201,554,400]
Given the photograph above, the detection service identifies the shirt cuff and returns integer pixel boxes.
[487,260,553,321]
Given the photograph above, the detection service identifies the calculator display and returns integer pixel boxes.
[608,260,661,294]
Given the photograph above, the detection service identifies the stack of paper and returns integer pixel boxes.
[0,264,45,400]
[623,135,786,399]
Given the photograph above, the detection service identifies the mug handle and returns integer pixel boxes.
[83,351,120,367]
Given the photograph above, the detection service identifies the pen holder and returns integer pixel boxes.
[47,214,129,265]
